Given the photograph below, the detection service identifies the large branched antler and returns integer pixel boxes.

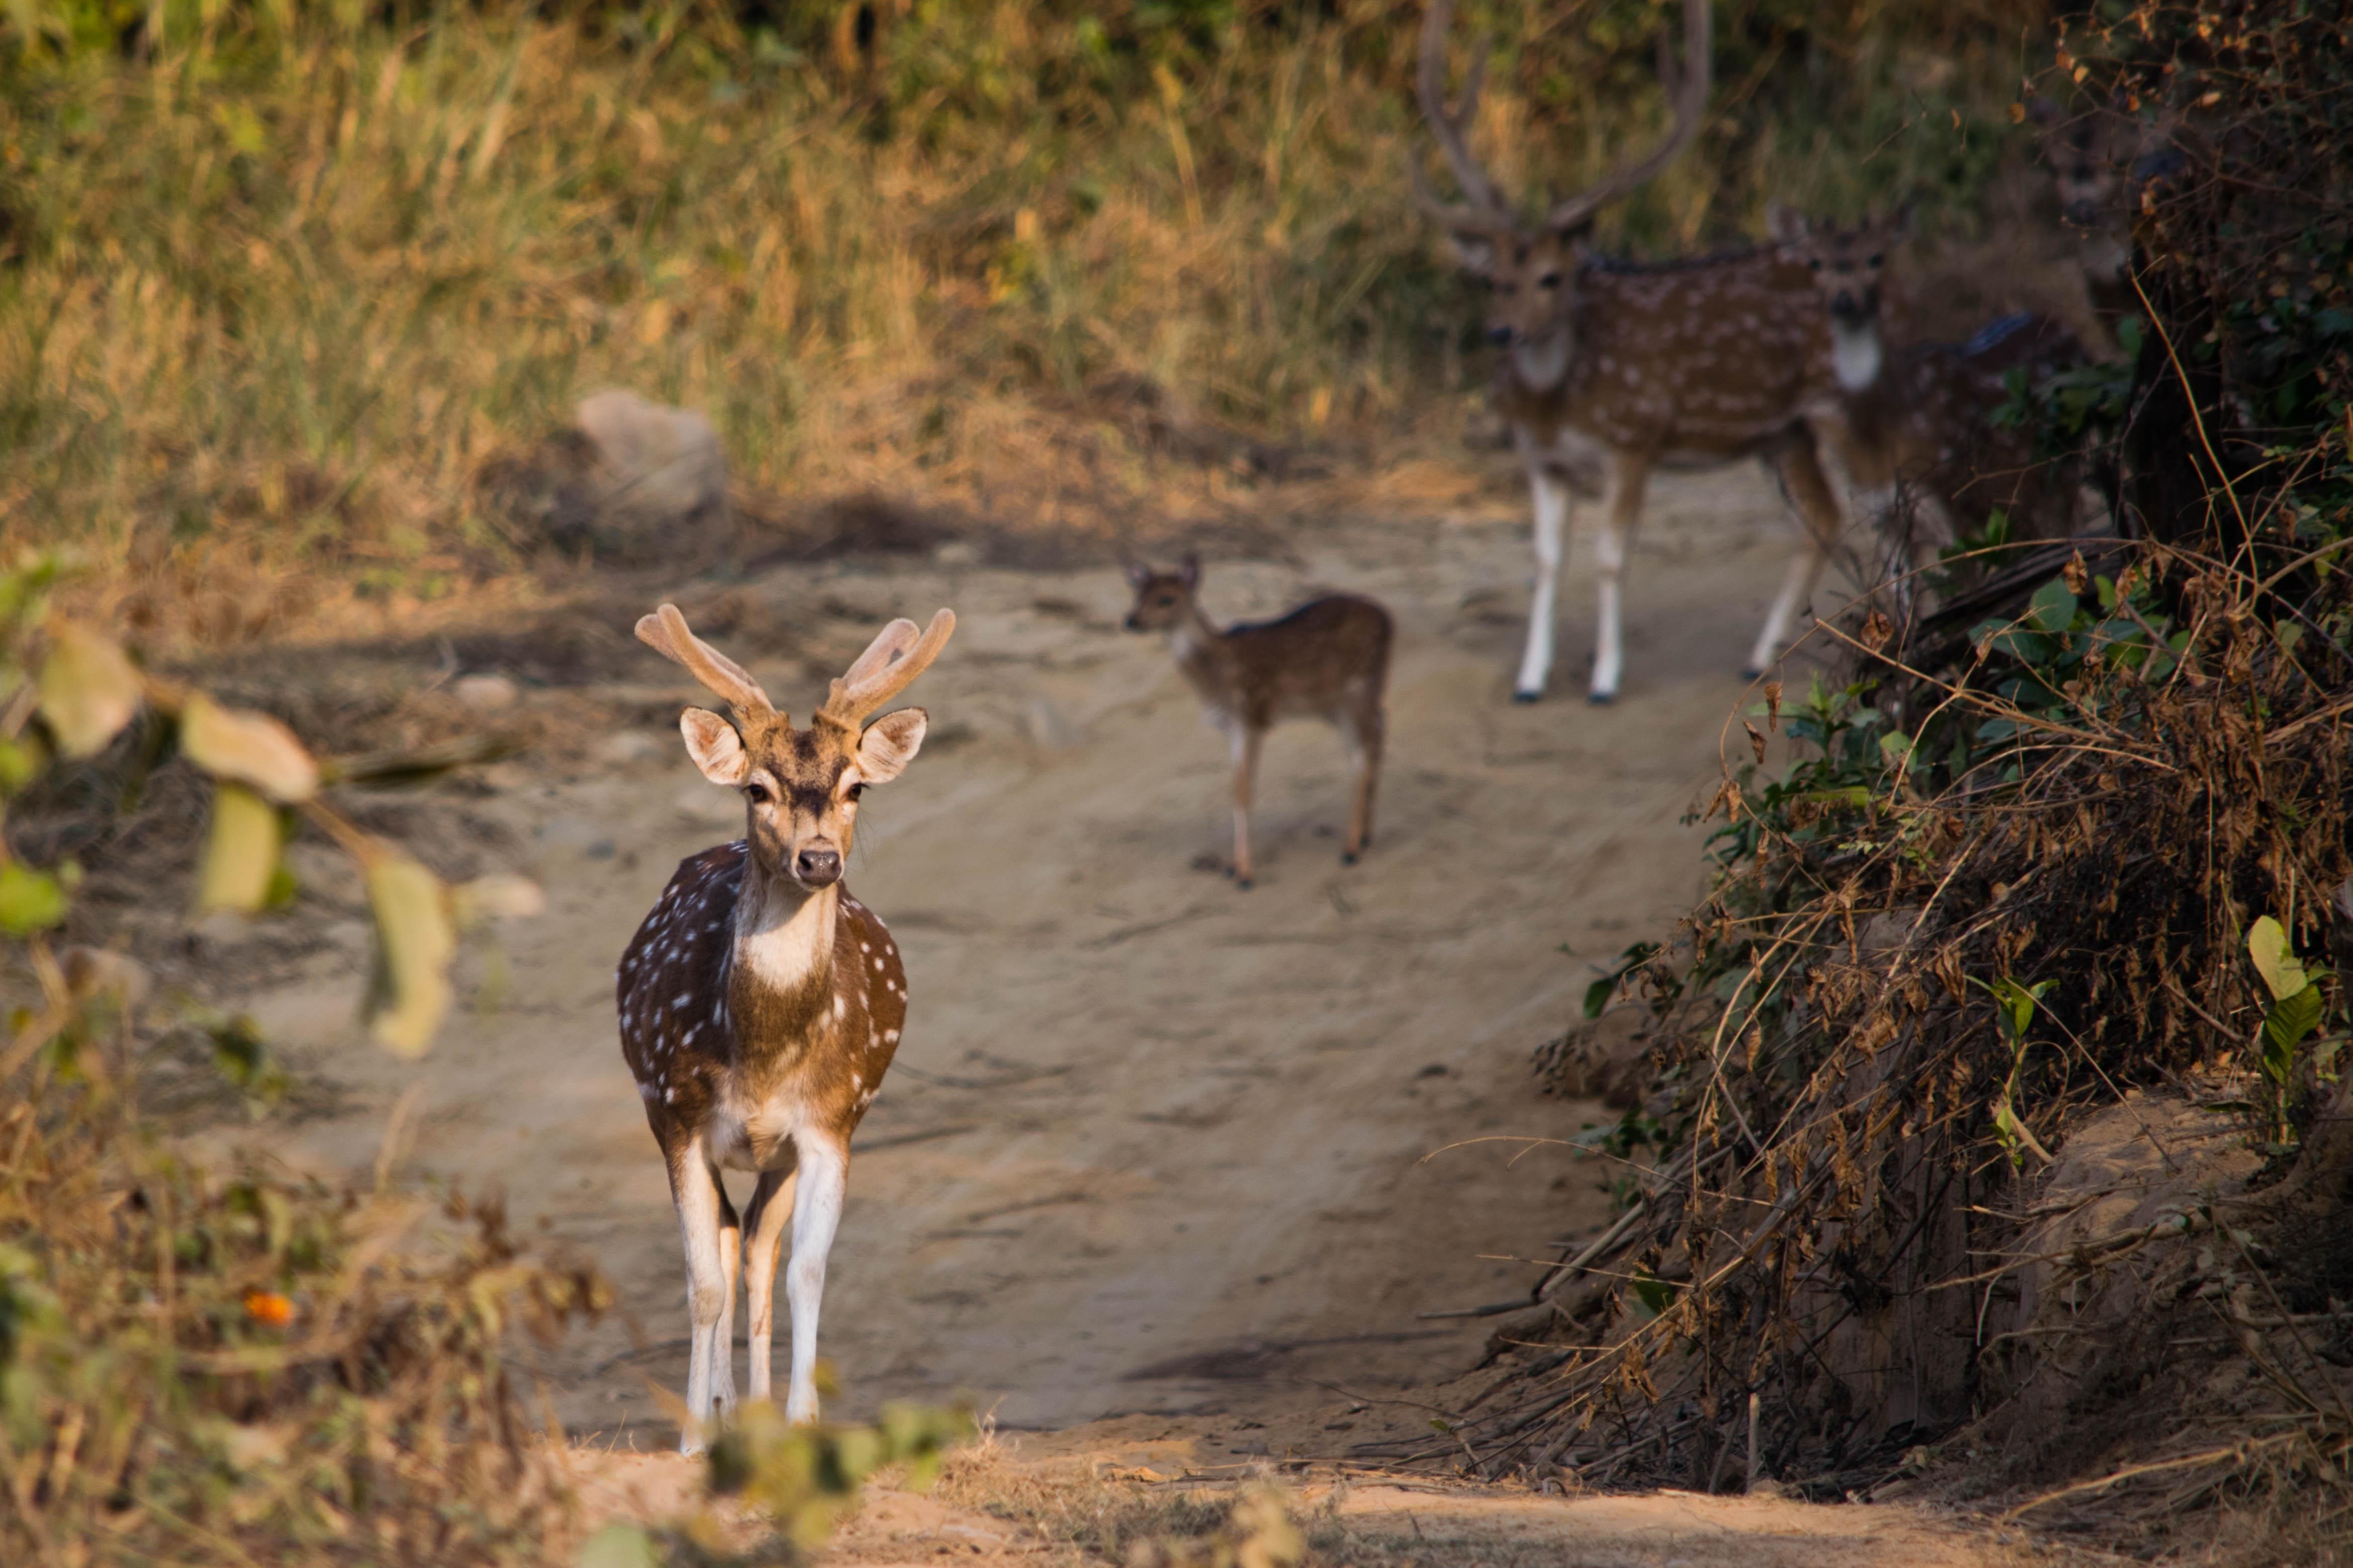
[636,603,775,717]
[1412,0,1513,235]
[1544,0,1712,235]
[819,609,956,728]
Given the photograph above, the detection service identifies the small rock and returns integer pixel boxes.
[452,673,520,711]
[575,388,728,528]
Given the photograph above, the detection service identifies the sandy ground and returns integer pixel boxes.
[205,463,2053,1561]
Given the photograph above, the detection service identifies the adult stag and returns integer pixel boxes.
[618,602,953,1450]
[1413,0,1846,701]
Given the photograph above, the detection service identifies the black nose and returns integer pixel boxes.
[1123,614,1143,631]
[1486,325,1514,346]
[1830,292,1865,320]
[795,848,842,886]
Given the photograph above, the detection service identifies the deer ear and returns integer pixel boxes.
[1446,232,1496,273]
[1177,552,1200,590]
[1765,203,1809,246]
[1122,558,1153,590]
[680,708,748,785]
[856,709,927,785]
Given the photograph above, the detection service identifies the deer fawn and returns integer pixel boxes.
[1771,207,2092,585]
[619,601,953,1450]
[1413,0,1848,702]
[1122,556,1390,889]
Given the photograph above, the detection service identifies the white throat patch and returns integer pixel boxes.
[1831,320,1884,393]
[735,874,837,993]
[1512,334,1572,392]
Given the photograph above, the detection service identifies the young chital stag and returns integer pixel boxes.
[1413,0,1847,702]
[1123,556,1390,889]
[1771,208,2091,581]
[619,601,953,1450]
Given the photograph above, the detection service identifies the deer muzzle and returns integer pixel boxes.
[794,846,844,887]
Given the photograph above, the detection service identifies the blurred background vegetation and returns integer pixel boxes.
[0,0,2051,641]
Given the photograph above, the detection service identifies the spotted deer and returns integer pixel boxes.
[1122,556,1390,889]
[618,601,953,1450]
[1413,0,1847,702]
[1770,207,2092,584]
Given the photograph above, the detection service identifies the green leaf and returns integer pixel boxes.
[2249,915,2309,1003]
[181,695,319,803]
[1983,975,2052,1045]
[0,736,44,795]
[1582,941,1660,1020]
[196,783,281,915]
[2263,982,2325,1085]
[363,851,455,1057]
[37,624,143,758]
[0,862,66,936]
[2026,577,2080,634]
[1632,1270,1681,1317]
[576,1525,660,1568]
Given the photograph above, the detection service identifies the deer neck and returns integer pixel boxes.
[1830,317,1885,395]
[1509,331,1574,397]
[728,857,840,1051]
[1164,604,1226,672]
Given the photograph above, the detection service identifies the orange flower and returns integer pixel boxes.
[243,1290,294,1329]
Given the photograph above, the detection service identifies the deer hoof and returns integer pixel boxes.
[1587,690,1617,707]
[1341,851,1359,866]
[1511,689,1543,704]
[1740,664,1767,680]
[1235,876,1254,891]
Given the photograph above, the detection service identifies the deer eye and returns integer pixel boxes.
[1808,258,1822,270]
[845,782,865,802]
[1867,253,1883,267]
[1156,595,1176,607]
[743,781,771,804]
[1538,271,1562,290]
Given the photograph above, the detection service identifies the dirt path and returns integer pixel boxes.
[207,463,2040,1559]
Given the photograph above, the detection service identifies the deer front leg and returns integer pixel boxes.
[1514,465,1571,701]
[669,1148,731,1454]
[783,1137,850,1425]
[1589,455,1650,704]
[742,1164,797,1404]
[1229,723,1264,889]
[1339,705,1382,863]
[1747,438,1844,678]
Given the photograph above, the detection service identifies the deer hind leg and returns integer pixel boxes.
[1229,723,1264,889]
[670,1148,732,1453]
[1513,465,1572,702]
[715,1180,742,1415]
[783,1137,850,1425]
[1588,455,1650,704]
[1338,699,1383,863]
[1747,438,1843,678]
[742,1163,797,1404]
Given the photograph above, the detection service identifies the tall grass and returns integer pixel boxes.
[1,1,2043,637]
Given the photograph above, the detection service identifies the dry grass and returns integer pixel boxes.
[0,2,2046,650]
